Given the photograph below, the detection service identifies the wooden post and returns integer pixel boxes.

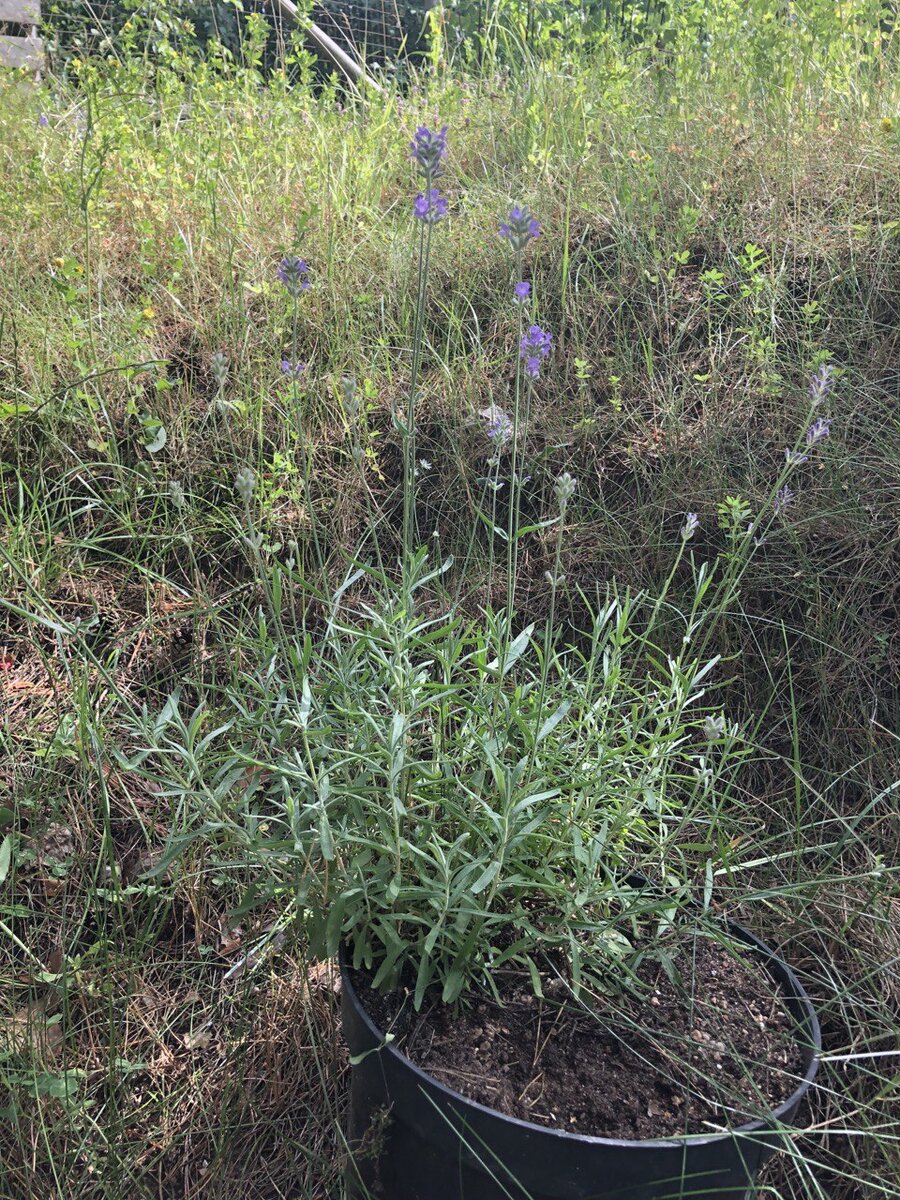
[0,0,43,72]
[268,0,383,93]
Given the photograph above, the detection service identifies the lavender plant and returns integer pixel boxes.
[129,123,839,1011]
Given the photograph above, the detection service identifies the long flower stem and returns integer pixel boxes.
[529,502,566,778]
[403,211,433,561]
[504,250,526,632]
[692,397,825,664]
[279,280,325,605]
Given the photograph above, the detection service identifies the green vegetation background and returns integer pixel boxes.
[0,1,897,1196]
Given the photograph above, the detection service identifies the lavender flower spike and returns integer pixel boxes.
[281,359,306,380]
[38,113,49,128]
[805,417,832,448]
[413,188,449,224]
[809,363,834,403]
[410,125,448,178]
[681,512,700,540]
[774,484,794,514]
[500,205,541,253]
[278,256,310,297]
[554,471,577,508]
[786,416,831,465]
[513,281,531,305]
[519,323,552,378]
[486,408,514,446]
[234,467,256,503]
[210,350,229,387]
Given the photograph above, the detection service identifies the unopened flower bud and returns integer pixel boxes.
[234,467,256,502]
[211,351,228,388]
[554,472,577,508]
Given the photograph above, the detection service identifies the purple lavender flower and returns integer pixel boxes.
[410,125,448,179]
[774,484,794,514]
[809,363,834,403]
[681,512,700,540]
[413,188,449,224]
[485,407,514,446]
[785,417,831,466]
[277,256,310,297]
[519,324,552,378]
[281,359,306,380]
[499,205,541,253]
[38,114,49,128]
[805,417,832,448]
[513,281,531,305]
[520,324,552,356]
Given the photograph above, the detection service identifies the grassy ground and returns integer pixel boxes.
[1,13,899,1199]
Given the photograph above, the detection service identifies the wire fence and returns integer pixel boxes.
[33,0,900,76]
[40,0,629,72]
[314,0,431,62]
[43,0,434,68]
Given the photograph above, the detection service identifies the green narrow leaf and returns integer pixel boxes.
[470,860,500,895]
[324,894,346,955]
[318,804,334,861]
[141,823,218,877]
[515,517,559,537]
[424,922,442,955]
[0,402,33,419]
[298,677,312,729]
[0,836,11,885]
[536,699,572,744]
[349,1033,394,1065]
[441,967,466,1004]
[525,954,544,998]
[486,623,535,675]
[414,948,433,1010]
[473,507,509,541]
[703,859,714,911]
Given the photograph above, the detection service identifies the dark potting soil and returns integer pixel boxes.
[352,936,806,1140]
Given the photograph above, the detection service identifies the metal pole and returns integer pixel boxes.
[268,0,384,93]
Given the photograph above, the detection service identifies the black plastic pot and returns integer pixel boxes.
[340,916,820,1200]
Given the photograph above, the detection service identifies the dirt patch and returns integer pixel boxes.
[353,934,806,1140]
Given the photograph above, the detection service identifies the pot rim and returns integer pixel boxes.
[339,915,821,1152]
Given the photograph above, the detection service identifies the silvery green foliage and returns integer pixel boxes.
[125,553,736,1008]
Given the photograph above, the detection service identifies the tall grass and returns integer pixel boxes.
[0,5,898,1197]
